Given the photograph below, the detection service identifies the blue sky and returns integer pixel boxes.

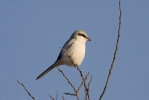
[0,0,149,100]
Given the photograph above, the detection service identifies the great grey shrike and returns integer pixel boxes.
[36,30,91,80]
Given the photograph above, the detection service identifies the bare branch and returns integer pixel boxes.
[17,80,35,100]
[57,67,77,93]
[57,67,80,100]
[64,93,76,96]
[88,75,93,88]
[88,75,93,95]
[77,72,89,92]
[49,94,55,100]
[76,66,91,100]
[99,0,122,100]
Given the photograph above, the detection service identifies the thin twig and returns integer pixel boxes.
[49,94,55,100]
[88,75,93,88]
[88,75,93,95]
[99,0,122,100]
[17,80,35,100]
[76,66,90,100]
[57,67,80,100]
[57,67,77,93]
[77,72,89,92]
[64,93,76,96]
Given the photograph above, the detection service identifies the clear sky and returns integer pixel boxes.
[0,0,149,100]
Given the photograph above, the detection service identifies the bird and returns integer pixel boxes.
[36,30,91,80]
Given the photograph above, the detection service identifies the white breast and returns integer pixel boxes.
[61,40,86,67]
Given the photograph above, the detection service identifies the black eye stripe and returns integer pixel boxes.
[78,33,87,38]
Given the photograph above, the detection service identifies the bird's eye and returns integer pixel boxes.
[78,33,86,38]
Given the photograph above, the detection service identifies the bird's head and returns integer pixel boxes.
[70,30,91,43]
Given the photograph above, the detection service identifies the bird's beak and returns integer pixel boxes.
[86,37,91,41]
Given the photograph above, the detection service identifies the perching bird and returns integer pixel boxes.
[36,30,91,80]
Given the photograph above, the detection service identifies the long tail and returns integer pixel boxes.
[36,61,61,80]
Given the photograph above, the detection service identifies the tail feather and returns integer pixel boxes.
[36,65,55,80]
[36,61,62,80]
